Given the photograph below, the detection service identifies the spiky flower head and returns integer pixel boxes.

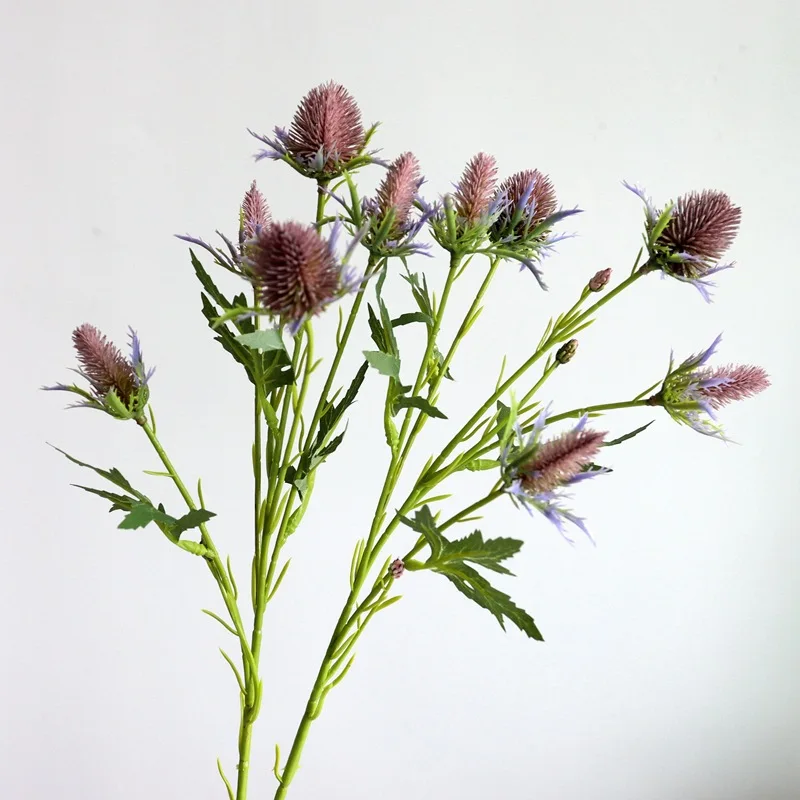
[44,325,153,421]
[490,169,557,241]
[655,334,769,438]
[502,409,607,543]
[240,180,271,244]
[625,182,741,301]
[249,82,377,180]
[247,220,357,333]
[454,152,498,227]
[359,152,433,258]
[588,268,612,292]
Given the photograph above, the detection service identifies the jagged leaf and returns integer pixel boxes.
[392,312,432,328]
[399,505,444,559]
[364,350,401,380]
[603,420,654,447]
[235,329,286,352]
[171,509,216,537]
[118,502,177,530]
[392,395,447,419]
[438,530,522,575]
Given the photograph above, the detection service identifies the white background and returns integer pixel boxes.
[2,1,799,798]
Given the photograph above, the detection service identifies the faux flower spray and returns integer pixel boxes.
[46,81,769,799]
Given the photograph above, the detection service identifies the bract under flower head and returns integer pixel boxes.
[625,181,741,301]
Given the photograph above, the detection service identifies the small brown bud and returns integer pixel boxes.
[389,559,405,579]
[588,268,612,292]
[556,339,579,365]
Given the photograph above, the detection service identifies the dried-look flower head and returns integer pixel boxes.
[589,268,612,292]
[285,82,365,172]
[492,169,557,238]
[375,152,422,235]
[661,190,741,271]
[241,180,271,241]
[696,364,771,410]
[556,339,579,365]
[519,427,606,496]
[659,334,769,438]
[73,324,138,404]
[249,221,344,329]
[454,152,498,225]
[390,559,405,579]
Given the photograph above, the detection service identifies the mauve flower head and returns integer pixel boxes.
[247,220,357,333]
[249,82,375,179]
[240,180,271,244]
[44,324,153,420]
[375,152,423,236]
[490,169,557,240]
[454,152,498,227]
[625,182,742,301]
[658,333,769,439]
[589,268,612,292]
[502,410,608,543]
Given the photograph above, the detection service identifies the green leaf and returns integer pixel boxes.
[367,304,387,352]
[118,502,177,530]
[399,505,444,559]
[235,329,286,352]
[171,509,216,537]
[73,485,138,513]
[439,530,522,575]
[437,560,543,640]
[392,312,432,328]
[603,420,654,447]
[392,394,447,419]
[191,252,236,320]
[364,350,401,380]
[53,447,148,501]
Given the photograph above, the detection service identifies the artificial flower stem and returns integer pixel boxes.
[538,399,653,426]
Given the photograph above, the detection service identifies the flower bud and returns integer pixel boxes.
[556,339,579,364]
[588,268,611,292]
[389,559,405,579]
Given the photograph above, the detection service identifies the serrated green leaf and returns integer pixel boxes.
[367,304,387,352]
[171,508,216,537]
[118,503,177,530]
[399,505,443,559]
[73,485,137,513]
[391,312,432,327]
[439,530,522,575]
[603,420,655,447]
[235,329,286,352]
[392,394,447,419]
[436,561,543,640]
[191,252,235,319]
[364,350,401,380]
[54,447,148,501]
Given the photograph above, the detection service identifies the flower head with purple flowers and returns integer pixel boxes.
[501,408,607,543]
[44,324,153,421]
[625,182,742,301]
[656,334,770,438]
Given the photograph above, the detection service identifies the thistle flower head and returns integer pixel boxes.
[502,410,607,543]
[625,182,741,301]
[490,169,557,240]
[284,81,365,173]
[658,334,769,438]
[240,180,271,243]
[454,152,498,226]
[44,324,153,420]
[247,220,356,332]
[375,152,423,236]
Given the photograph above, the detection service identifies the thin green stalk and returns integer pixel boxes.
[544,399,653,426]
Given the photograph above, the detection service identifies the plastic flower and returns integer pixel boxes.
[360,152,433,257]
[588,268,612,292]
[625,182,741,301]
[454,152,499,228]
[249,82,378,180]
[246,220,359,333]
[240,180,271,244]
[44,325,153,421]
[654,334,770,438]
[502,409,607,543]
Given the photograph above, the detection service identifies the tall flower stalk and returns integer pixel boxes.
[44,82,770,800]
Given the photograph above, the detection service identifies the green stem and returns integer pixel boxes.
[544,399,653,426]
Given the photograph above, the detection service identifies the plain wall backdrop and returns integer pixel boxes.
[2,1,799,798]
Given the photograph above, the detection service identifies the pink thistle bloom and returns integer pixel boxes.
[454,152,498,226]
[248,221,354,332]
[519,427,606,496]
[284,81,365,173]
[696,364,771,410]
[241,180,271,241]
[375,152,422,235]
[492,169,558,238]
